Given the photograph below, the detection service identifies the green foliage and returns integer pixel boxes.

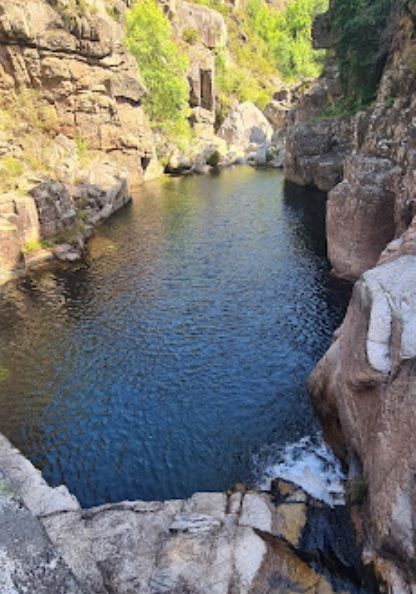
[346,476,368,505]
[0,367,10,382]
[206,149,221,167]
[22,239,54,255]
[182,27,200,44]
[332,0,393,107]
[125,0,191,143]
[195,0,327,118]
[75,137,88,159]
[1,157,24,178]
[247,0,328,81]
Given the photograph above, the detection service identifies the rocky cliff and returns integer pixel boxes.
[300,2,416,591]
[0,0,161,285]
[284,0,416,281]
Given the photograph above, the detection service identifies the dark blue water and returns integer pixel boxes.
[0,168,350,507]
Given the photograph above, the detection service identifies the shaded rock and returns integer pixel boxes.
[53,243,82,262]
[284,118,353,192]
[264,99,290,130]
[165,154,193,174]
[327,156,399,280]
[312,11,334,50]
[30,181,76,239]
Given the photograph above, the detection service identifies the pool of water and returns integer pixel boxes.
[0,167,350,507]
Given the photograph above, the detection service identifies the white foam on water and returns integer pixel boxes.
[254,435,346,506]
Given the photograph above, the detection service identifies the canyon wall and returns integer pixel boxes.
[0,0,161,285]
[284,0,416,281]
[299,2,416,591]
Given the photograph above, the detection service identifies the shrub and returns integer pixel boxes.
[0,367,10,382]
[206,149,221,167]
[332,0,393,107]
[247,0,328,81]
[125,0,191,143]
[345,476,368,505]
[182,27,200,44]
[22,239,54,254]
[1,157,24,178]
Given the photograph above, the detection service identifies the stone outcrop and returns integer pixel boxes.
[0,0,162,286]
[284,118,353,191]
[284,0,416,280]
[0,433,368,594]
[218,102,273,150]
[327,156,399,279]
[308,254,416,594]
[0,0,156,184]
[175,1,227,49]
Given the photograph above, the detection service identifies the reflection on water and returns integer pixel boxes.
[0,168,350,507]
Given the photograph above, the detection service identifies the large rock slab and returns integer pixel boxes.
[0,0,156,183]
[284,118,353,192]
[0,471,87,594]
[327,156,399,280]
[0,434,347,594]
[308,254,416,593]
[218,102,273,150]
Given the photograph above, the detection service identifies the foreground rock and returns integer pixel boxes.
[0,433,369,594]
[309,254,416,593]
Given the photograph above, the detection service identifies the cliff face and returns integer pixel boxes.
[0,0,160,285]
[284,0,416,280]
[302,3,416,591]
[0,0,156,180]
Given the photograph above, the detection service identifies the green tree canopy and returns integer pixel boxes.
[125,0,191,139]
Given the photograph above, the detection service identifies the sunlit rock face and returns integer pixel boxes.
[309,254,416,594]
[0,0,156,183]
[218,102,273,150]
[326,156,399,280]
[0,0,161,284]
